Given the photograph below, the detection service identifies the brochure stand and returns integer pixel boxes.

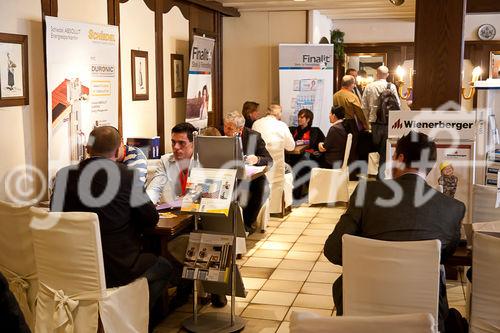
[182,134,246,333]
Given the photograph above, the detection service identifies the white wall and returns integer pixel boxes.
[0,0,46,202]
[465,14,500,41]
[58,0,107,25]
[308,10,332,44]
[163,6,189,153]
[223,11,307,115]
[120,0,157,140]
[332,18,415,43]
[332,14,500,43]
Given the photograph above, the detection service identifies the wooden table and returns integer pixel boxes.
[286,144,309,155]
[153,212,193,239]
[444,244,472,280]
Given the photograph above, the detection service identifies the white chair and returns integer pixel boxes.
[0,200,38,330]
[256,198,270,232]
[146,158,162,187]
[464,184,500,246]
[367,152,379,176]
[469,222,500,333]
[342,235,441,331]
[308,133,352,205]
[284,172,293,210]
[30,207,149,333]
[290,311,436,333]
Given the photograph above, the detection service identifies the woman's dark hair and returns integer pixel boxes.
[202,85,208,101]
[298,108,314,126]
[331,105,345,120]
[395,131,437,173]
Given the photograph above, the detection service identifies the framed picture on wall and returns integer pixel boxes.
[131,49,149,100]
[171,54,184,98]
[490,51,500,79]
[0,32,29,107]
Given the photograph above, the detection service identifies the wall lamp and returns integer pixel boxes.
[462,66,482,100]
[395,65,412,100]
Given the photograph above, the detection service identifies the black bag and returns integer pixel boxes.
[444,307,469,333]
[375,82,400,125]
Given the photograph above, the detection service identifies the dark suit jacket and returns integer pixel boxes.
[324,174,465,329]
[240,127,273,167]
[50,157,159,288]
[323,122,348,167]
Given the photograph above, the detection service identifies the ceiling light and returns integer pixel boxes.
[294,0,307,2]
[389,0,405,5]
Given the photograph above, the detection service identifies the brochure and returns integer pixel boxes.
[181,168,237,215]
[182,232,234,282]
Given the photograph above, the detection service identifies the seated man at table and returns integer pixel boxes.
[116,140,148,187]
[147,122,196,204]
[50,126,172,325]
[323,131,465,332]
[223,110,273,232]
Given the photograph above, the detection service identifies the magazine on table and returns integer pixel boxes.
[182,232,234,282]
[181,168,237,216]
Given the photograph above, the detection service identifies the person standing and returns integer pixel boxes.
[334,75,369,169]
[346,68,363,101]
[361,65,400,178]
[252,105,295,214]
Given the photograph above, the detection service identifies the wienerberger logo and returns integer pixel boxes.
[391,119,474,131]
[392,119,403,129]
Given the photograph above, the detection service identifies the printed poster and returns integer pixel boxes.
[186,35,215,129]
[279,44,334,135]
[182,232,233,282]
[388,143,473,224]
[45,16,119,182]
[181,168,236,215]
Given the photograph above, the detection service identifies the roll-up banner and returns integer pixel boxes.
[186,35,215,129]
[279,44,334,135]
[45,16,119,182]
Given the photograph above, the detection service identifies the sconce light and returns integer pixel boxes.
[356,75,374,89]
[462,66,482,100]
[395,65,413,100]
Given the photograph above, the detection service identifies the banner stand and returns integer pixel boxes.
[182,134,246,333]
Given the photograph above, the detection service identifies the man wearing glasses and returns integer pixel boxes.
[147,122,196,204]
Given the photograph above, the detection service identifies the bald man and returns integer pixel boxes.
[361,66,401,178]
[50,126,172,324]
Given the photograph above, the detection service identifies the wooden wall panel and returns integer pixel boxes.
[413,0,466,110]
[344,42,414,85]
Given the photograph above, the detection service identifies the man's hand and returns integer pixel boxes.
[318,142,326,152]
[245,155,259,165]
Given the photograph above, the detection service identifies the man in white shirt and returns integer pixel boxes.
[146,123,195,204]
[361,66,401,178]
[361,66,400,125]
[252,104,295,213]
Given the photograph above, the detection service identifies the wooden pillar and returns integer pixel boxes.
[412,0,466,110]
[155,0,165,155]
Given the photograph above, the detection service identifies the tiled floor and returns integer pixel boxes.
[155,182,468,332]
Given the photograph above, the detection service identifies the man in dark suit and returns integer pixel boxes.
[324,131,465,332]
[318,106,348,168]
[222,110,273,232]
[50,126,172,316]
